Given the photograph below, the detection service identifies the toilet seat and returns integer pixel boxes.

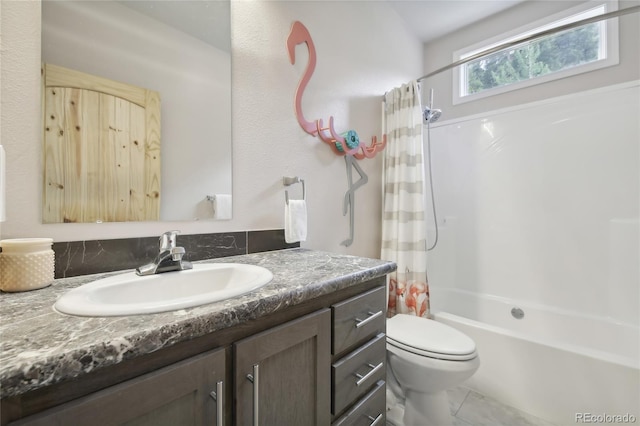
[387,314,477,361]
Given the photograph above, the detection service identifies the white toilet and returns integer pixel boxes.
[386,314,480,426]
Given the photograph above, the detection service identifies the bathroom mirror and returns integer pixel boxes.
[41,0,232,222]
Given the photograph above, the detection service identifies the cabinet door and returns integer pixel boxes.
[234,309,331,426]
[11,348,226,426]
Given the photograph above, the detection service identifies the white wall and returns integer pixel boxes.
[0,1,422,259]
[422,0,640,120]
[419,0,640,325]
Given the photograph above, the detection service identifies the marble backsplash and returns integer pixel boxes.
[52,229,299,278]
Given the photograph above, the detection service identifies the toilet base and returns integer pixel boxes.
[387,402,404,426]
[386,388,404,426]
[386,389,453,426]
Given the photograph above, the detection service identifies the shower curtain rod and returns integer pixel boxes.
[417,5,640,82]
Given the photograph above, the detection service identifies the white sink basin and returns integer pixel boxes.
[54,263,273,317]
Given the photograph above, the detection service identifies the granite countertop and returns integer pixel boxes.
[0,248,395,399]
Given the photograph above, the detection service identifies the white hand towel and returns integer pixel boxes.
[213,194,232,220]
[285,199,307,243]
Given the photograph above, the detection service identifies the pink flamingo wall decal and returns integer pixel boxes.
[286,21,387,160]
[286,20,387,246]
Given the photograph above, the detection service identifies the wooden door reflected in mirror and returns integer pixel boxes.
[43,64,161,223]
[41,1,232,222]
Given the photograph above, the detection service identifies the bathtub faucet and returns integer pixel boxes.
[136,230,193,275]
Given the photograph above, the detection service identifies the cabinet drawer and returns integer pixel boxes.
[332,334,385,415]
[332,286,385,355]
[332,380,385,426]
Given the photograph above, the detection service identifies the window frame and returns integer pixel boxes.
[452,0,619,105]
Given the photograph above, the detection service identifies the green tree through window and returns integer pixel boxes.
[465,22,602,95]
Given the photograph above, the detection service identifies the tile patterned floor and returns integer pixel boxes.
[387,385,556,426]
[447,386,556,426]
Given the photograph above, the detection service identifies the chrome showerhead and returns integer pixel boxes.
[424,88,442,124]
[424,106,442,124]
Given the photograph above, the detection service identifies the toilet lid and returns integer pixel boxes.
[387,314,476,360]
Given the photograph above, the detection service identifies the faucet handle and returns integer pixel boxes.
[159,230,180,251]
[170,246,186,261]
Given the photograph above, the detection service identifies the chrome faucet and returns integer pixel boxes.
[136,230,193,276]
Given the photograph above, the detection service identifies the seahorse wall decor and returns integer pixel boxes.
[286,20,387,247]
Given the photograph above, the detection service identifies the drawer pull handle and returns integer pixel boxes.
[209,380,224,425]
[367,413,384,426]
[354,362,383,386]
[354,310,383,328]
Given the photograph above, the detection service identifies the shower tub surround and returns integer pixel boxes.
[425,82,640,424]
[0,249,395,402]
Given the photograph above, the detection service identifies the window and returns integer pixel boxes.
[453,1,619,104]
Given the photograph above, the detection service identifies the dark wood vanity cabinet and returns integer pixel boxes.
[234,309,331,425]
[10,348,227,426]
[1,278,387,426]
[330,286,387,426]
[9,311,331,426]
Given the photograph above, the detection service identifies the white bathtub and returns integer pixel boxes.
[431,287,640,425]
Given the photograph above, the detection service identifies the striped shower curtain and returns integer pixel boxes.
[381,81,431,319]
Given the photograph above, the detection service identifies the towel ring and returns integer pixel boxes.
[283,176,305,205]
